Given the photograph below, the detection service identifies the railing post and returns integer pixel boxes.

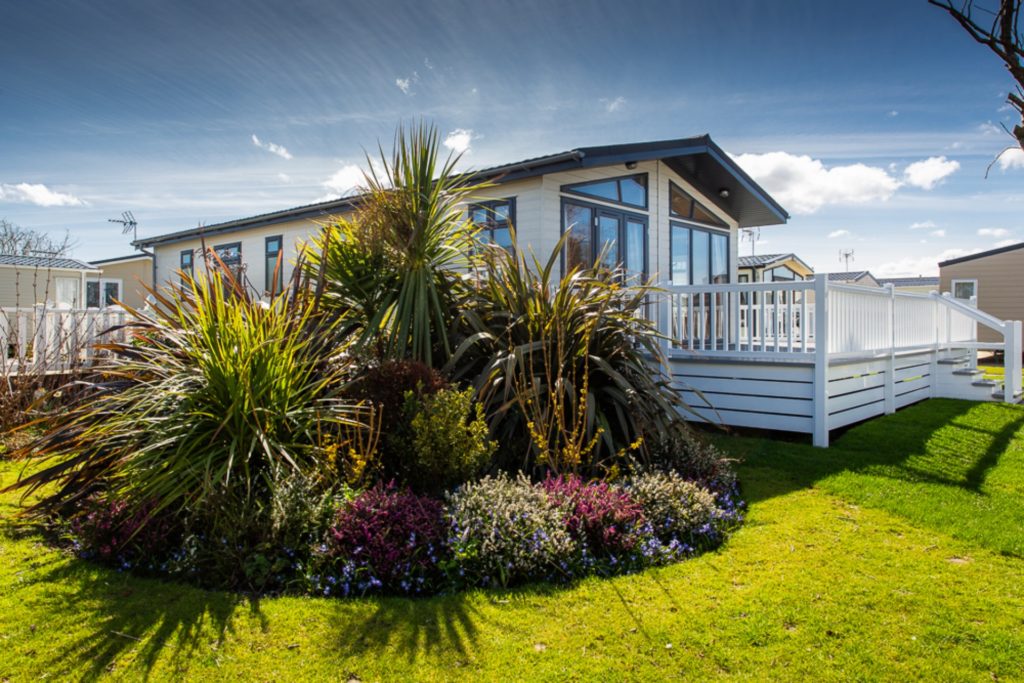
[813,276,830,447]
[884,284,896,414]
[657,290,671,352]
[1005,320,1022,403]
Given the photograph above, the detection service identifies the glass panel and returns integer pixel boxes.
[711,233,728,283]
[669,183,692,218]
[692,230,710,285]
[492,227,513,252]
[214,243,242,266]
[625,220,645,282]
[568,179,619,202]
[692,200,726,227]
[55,277,79,306]
[471,207,490,225]
[597,214,620,270]
[770,266,795,281]
[492,202,510,222]
[619,176,647,207]
[670,225,690,285]
[564,203,592,272]
[86,282,100,308]
[103,282,120,306]
[954,281,975,299]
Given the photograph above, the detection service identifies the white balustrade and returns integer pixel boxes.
[0,305,130,375]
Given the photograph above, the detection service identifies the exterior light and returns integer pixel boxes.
[625,161,638,170]
[718,188,730,199]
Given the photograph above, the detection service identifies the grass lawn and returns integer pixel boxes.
[2,399,1023,681]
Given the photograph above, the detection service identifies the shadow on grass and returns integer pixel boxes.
[724,399,1024,506]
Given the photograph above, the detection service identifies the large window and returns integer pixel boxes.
[562,174,648,209]
[669,182,727,228]
[670,222,729,285]
[265,235,283,295]
[563,199,646,282]
[768,265,797,282]
[469,198,515,252]
[213,242,243,283]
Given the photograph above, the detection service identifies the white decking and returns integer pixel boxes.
[656,277,1024,447]
[1,306,131,376]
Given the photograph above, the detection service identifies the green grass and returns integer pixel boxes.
[2,400,1024,680]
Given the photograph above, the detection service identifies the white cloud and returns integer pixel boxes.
[903,156,959,190]
[443,128,476,155]
[995,238,1020,247]
[875,247,982,278]
[0,182,85,207]
[251,134,293,160]
[888,110,899,117]
[997,147,1024,170]
[602,96,626,113]
[909,220,937,230]
[277,173,292,183]
[732,151,901,214]
[930,229,946,238]
[978,227,1010,237]
[395,71,419,95]
[320,164,365,199]
[828,229,852,239]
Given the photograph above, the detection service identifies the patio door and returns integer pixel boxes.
[563,200,647,281]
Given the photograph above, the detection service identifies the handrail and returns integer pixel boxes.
[932,292,1007,333]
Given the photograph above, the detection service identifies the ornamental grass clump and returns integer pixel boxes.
[322,483,447,596]
[446,474,576,587]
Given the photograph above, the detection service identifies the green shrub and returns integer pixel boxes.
[643,425,738,491]
[445,474,576,587]
[625,471,718,544]
[409,386,495,492]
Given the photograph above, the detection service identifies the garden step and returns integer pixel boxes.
[971,379,998,387]
[992,389,1024,401]
[952,368,984,376]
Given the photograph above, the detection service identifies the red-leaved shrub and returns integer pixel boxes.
[69,497,181,570]
[542,475,646,555]
[325,483,446,593]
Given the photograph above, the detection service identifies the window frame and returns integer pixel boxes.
[561,173,649,210]
[951,278,978,301]
[265,235,284,295]
[559,197,648,280]
[669,219,731,285]
[668,181,728,228]
[468,197,517,253]
[179,249,194,283]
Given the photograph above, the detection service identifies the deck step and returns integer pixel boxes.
[938,356,970,365]
[992,389,1024,401]
[971,379,998,387]
[952,368,983,376]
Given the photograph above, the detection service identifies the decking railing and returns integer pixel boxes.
[0,305,131,376]
[657,276,1023,417]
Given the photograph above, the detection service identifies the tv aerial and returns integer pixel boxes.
[740,227,761,256]
[839,249,855,270]
[108,211,139,246]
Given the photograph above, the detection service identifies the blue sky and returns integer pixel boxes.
[1,0,1022,276]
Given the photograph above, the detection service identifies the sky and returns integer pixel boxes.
[1,0,1022,276]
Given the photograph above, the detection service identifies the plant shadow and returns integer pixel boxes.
[11,556,246,681]
[722,398,1024,506]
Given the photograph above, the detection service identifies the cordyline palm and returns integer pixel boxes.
[450,234,688,475]
[306,123,492,367]
[7,259,362,517]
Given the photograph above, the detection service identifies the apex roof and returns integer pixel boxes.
[137,134,789,248]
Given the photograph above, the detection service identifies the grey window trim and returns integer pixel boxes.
[668,180,727,228]
[561,173,649,210]
[179,248,194,283]
[670,219,731,285]
[469,197,517,252]
[265,234,283,294]
[559,196,648,279]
